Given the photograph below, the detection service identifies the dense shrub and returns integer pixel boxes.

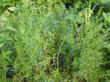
[0,0,110,82]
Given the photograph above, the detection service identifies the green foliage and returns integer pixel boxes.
[0,0,20,15]
[0,0,110,82]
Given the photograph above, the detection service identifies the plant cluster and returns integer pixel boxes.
[0,0,110,82]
